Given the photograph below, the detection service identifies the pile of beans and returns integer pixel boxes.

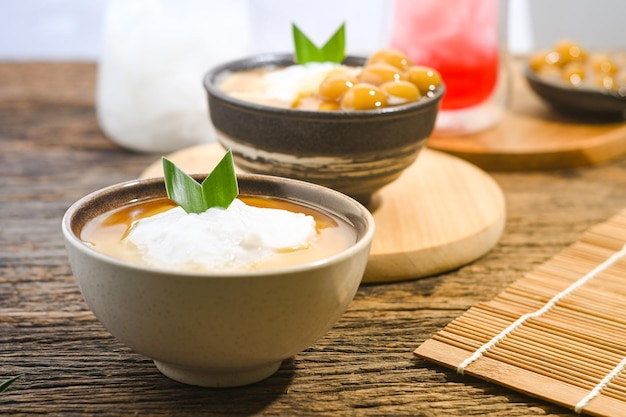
[310,48,443,111]
[529,40,626,93]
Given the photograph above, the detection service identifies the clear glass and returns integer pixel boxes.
[96,0,251,153]
[390,0,509,136]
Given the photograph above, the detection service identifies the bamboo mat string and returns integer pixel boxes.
[456,242,626,377]
[575,356,626,413]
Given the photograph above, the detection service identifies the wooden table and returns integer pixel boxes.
[2,62,626,416]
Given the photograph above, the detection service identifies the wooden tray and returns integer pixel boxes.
[428,64,626,171]
[140,143,506,283]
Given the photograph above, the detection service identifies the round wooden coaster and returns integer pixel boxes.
[140,143,506,283]
[428,64,626,171]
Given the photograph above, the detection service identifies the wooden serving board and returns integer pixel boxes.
[140,143,506,283]
[428,63,626,171]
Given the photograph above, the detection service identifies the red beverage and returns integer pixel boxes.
[390,0,500,110]
[435,56,499,109]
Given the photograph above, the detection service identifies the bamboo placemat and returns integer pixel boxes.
[415,209,626,416]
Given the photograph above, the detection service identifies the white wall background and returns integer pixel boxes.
[528,0,626,50]
[0,0,108,60]
[0,0,390,60]
[0,0,623,61]
[0,0,556,60]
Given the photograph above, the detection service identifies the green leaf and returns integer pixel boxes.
[293,22,346,64]
[163,150,239,214]
[0,374,23,394]
[163,157,205,214]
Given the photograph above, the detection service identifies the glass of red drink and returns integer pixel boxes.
[390,0,509,136]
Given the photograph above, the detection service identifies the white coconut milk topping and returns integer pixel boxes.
[225,62,359,106]
[124,199,318,270]
[262,62,340,102]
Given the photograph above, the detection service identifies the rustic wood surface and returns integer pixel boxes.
[2,62,626,416]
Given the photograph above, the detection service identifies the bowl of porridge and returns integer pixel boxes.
[203,49,444,204]
[62,173,374,387]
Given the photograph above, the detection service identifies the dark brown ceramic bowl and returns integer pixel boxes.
[525,66,626,119]
[203,54,444,203]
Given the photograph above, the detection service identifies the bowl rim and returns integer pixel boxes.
[62,173,375,279]
[203,52,445,119]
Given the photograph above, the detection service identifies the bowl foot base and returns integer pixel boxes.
[154,360,282,388]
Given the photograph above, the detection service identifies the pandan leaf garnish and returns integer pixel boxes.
[293,22,346,64]
[163,150,238,214]
[0,374,23,394]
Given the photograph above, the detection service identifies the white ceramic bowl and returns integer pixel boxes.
[62,174,374,387]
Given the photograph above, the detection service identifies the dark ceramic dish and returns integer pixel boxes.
[525,66,626,119]
[203,53,444,203]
